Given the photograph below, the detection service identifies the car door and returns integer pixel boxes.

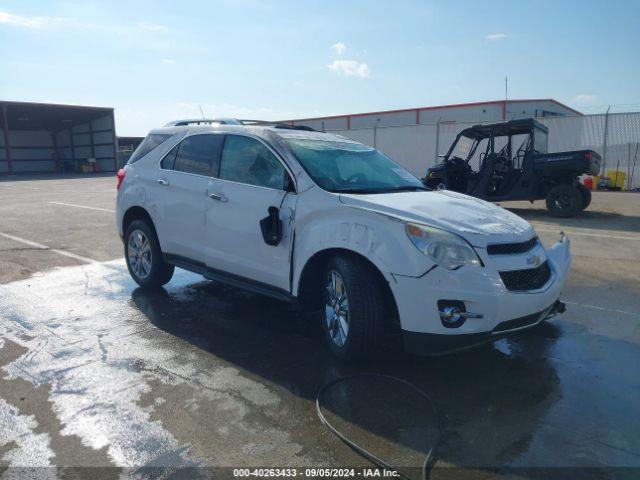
[155,133,223,262]
[204,133,296,292]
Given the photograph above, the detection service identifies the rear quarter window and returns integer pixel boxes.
[127,133,172,164]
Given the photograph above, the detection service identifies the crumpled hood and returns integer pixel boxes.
[339,189,535,247]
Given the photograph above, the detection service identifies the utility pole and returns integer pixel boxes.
[373,118,380,148]
[602,105,611,175]
[503,76,508,120]
[434,117,441,167]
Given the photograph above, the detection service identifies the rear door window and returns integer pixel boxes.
[127,133,172,164]
[172,134,223,177]
[160,144,179,170]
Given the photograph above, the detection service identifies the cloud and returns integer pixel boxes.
[0,11,57,28]
[0,9,166,34]
[327,60,370,78]
[161,58,175,64]
[573,94,598,105]
[331,42,346,55]
[485,33,507,41]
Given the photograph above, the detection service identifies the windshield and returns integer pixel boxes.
[285,139,426,193]
[533,128,548,154]
[450,135,475,160]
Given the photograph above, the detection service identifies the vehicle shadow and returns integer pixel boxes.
[130,281,568,477]
[505,207,640,235]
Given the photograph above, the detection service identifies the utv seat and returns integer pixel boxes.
[496,167,522,195]
[469,155,496,196]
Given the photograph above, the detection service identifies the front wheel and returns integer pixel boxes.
[125,219,174,288]
[545,184,582,217]
[322,256,386,362]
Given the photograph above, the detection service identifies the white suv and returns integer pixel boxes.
[116,119,571,360]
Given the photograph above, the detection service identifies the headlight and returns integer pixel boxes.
[405,223,481,270]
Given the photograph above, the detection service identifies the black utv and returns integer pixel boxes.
[424,119,601,217]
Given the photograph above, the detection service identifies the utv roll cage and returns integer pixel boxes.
[456,118,548,140]
[443,118,548,162]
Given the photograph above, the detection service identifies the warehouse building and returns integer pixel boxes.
[0,100,117,175]
[286,99,581,131]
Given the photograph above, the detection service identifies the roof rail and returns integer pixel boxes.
[237,119,315,131]
[164,118,242,127]
[164,118,315,131]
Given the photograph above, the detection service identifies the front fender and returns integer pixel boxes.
[291,198,433,295]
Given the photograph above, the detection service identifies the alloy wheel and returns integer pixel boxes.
[128,229,152,280]
[325,270,350,347]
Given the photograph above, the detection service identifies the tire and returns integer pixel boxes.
[545,184,583,217]
[576,183,592,210]
[321,255,386,362]
[124,219,174,288]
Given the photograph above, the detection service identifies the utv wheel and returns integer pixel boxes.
[125,219,174,288]
[576,184,592,210]
[322,256,385,362]
[545,184,582,217]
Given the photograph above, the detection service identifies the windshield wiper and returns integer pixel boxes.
[385,185,427,192]
[335,185,427,194]
[333,188,387,194]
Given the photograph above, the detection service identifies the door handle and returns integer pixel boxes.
[157,179,169,186]
[208,192,228,202]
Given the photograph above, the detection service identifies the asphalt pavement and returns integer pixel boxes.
[1,175,639,479]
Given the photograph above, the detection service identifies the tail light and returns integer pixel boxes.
[584,151,591,160]
[117,168,126,191]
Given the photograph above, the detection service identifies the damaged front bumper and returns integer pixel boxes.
[403,299,566,355]
[391,233,572,355]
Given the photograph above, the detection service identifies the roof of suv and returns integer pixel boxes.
[149,119,358,144]
[163,118,315,130]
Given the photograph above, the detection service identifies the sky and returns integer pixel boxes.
[1,0,639,136]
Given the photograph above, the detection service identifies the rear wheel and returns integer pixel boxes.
[322,256,385,362]
[576,184,592,210]
[545,184,582,217]
[125,219,174,288]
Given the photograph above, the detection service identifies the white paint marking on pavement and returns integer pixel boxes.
[564,301,640,318]
[535,228,640,241]
[49,201,115,213]
[0,231,98,264]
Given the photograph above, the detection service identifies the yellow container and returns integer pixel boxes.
[592,175,600,190]
[606,170,627,189]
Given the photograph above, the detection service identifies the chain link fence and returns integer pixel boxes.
[326,112,640,190]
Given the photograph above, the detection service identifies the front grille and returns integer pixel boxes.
[499,261,551,291]
[487,237,539,255]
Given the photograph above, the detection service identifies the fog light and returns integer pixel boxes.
[438,300,466,328]
[438,300,483,328]
[440,306,462,321]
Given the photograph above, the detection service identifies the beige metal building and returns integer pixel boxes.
[284,99,581,131]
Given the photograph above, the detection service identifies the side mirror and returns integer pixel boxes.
[260,206,282,246]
